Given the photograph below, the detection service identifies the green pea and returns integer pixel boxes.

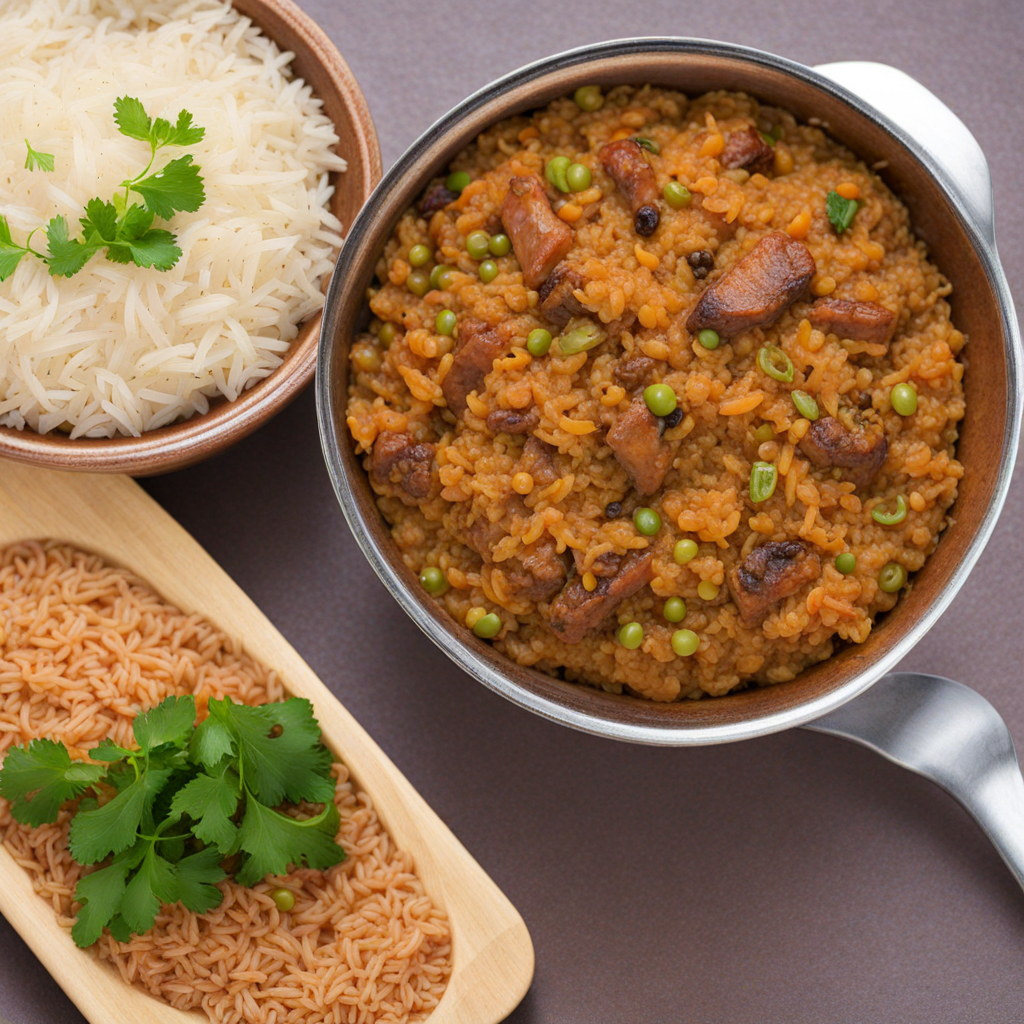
[446,170,471,194]
[378,322,397,348]
[466,231,491,260]
[871,494,908,525]
[643,383,678,418]
[488,233,511,256]
[697,329,720,350]
[573,85,605,112]
[558,322,604,354]
[429,264,453,290]
[663,597,687,623]
[753,423,775,444]
[408,244,431,268]
[749,461,778,503]
[478,259,498,283]
[527,328,553,356]
[663,181,692,209]
[271,888,296,912]
[566,162,592,192]
[671,628,700,657]
[472,612,502,638]
[617,621,644,649]
[634,507,662,536]
[891,382,918,416]
[435,309,457,336]
[835,552,857,575]
[758,344,795,383]
[406,270,430,297]
[673,538,698,564]
[791,390,820,421]
[545,156,571,193]
[878,561,908,593]
[419,566,449,594]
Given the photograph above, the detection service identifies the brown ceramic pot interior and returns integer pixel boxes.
[0,0,381,476]
[325,51,1010,734]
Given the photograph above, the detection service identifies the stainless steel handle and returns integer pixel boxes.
[806,673,1024,894]
[814,61,995,246]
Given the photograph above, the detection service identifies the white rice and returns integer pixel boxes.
[0,0,346,438]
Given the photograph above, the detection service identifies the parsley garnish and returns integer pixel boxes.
[24,141,55,173]
[0,695,344,948]
[826,190,859,234]
[0,96,205,283]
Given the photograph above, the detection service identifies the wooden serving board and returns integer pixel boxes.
[0,462,533,1024]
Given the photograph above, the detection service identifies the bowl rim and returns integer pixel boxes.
[0,0,382,476]
[317,36,1023,745]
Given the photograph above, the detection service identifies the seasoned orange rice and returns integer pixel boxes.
[0,542,451,1023]
[346,85,965,701]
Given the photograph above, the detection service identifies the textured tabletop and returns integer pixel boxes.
[3,1,1023,1022]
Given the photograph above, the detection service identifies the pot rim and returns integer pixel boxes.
[317,37,1023,745]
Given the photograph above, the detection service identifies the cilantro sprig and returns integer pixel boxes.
[0,695,344,948]
[826,189,859,234]
[0,96,205,283]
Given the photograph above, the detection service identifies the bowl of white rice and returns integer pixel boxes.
[0,0,380,474]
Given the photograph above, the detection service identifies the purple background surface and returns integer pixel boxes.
[2,1,1024,1022]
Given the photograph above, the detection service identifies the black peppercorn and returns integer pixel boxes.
[664,407,683,429]
[605,501,623,519]
[687,249,715,279]
[634,205,660,237]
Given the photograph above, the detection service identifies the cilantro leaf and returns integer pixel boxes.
[108,229,182,271]
[826,190,859,234]
[133,695,196,753]
[80,199,118,243]
[0,216,27,282]
[108,915,132,943]
[113,96,152,143]
[120,844,178,936]
[24,141,55,173]
[169,766,240,852]
[151,110,206,149]
[174,847,226,913]
[0,738,107,827]
[235,799,344,887]
[131,155,205,219]
[217,698,336,806]
[45,215,101,278]
[191,706,236,769]
[90,738,133,763]
[68,768,171,863]
[71,861,129,948]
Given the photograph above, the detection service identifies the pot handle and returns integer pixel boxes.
[813,61,995,246]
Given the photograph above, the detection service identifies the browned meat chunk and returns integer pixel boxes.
[728,541,821,624]
[507,538,568,602]
[538,264,587,326]
[721,126,774,173]
[799,416,889,488]
[572,548,621,578]
[441,319,508,415]
[808,298,897,347]
[370,432,436,505]
[487,406,539,435]
[500,176,573,289]
[548,549,656,643]
[685,232,816,338]
[613,355,656,391]
[606,396,673,495]
[516,435,560,487]
[599,139,660,237]
[419,182,458,215]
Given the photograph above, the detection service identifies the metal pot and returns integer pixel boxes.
[317,39,1022,745]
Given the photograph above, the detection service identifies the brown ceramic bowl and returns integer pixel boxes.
[317,39,1023,745]
[0,0,381,476]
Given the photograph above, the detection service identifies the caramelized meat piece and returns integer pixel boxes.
[572,548,621,578]
[728,541,821,624]
[685,232,816,338]
[605,396,673,495]
[507,538,568,602]
[441,318,508,415]
[370,432,436,505]
[721,126,774,173]
[613,355,656,391]
[516,436,560,487]
[501,176,574,289]
[419,183,458,215]
[548,549,656,643]
[687,249,715,280]
[799,416,890,488]
[538,264,587,326]
[599,139,660,237]
[808,298,897,347]
[487,407,539,435]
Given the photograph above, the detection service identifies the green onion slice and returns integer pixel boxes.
[749,461,778,504]
[558,321,605,355]
[634,136,660,154]
[757,344,795,383]
[871,494,908,525]
[791,390,820,421]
